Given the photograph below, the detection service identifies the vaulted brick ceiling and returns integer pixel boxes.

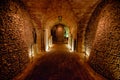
[22,0,100,30]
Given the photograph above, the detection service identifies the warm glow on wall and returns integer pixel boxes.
[49,36,52,48]
[44,29,49,51]
[57,26,63,32]
[86,49,90,57]
[66,44,72,52]
[67,34,74,52]
[71,38,74,52]
[29,47,34,59]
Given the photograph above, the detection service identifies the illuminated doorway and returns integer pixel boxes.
[51,24,69,44]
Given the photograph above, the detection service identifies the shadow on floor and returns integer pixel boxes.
[25,52,94,80]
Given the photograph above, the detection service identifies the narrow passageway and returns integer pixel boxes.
[0,0,119,80]
[24,44,106,80]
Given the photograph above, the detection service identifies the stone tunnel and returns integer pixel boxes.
[0,0,120,80]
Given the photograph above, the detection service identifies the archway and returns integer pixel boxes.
[51,23,69,44]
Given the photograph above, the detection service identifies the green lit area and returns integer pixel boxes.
[64,26,69,38]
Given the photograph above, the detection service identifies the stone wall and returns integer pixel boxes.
[88,0,120,80]
[77,1,101,53]
[0,0,33,80]
[85,0,108,55]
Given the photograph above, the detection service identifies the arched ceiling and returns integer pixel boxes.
[21,0,100,33]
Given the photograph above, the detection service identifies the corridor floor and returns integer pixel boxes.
[14,44,107,80]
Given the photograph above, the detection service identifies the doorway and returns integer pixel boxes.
[51,24,69,44]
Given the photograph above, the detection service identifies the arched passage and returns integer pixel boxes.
[43,16,77,52]
[2,0,119,80]
[51,23,69,44]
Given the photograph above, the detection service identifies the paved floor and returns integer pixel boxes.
[14,44,107,80]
